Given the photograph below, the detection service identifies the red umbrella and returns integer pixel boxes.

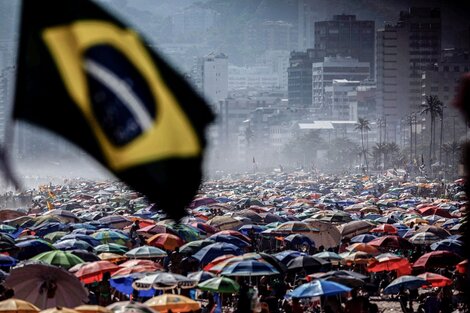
[368,236,413,250]
[191,222,218,234]
[417,272,452,287]
[215,230,251,243]
[147,233,184,251]
[370,224,397,234]
[75,260,120,284]
[137,225,176,237]
[456,259,467,274]
[367,257,410,273]
[418,207,452,218]
[413,251,461,269]
[203,254,236,272]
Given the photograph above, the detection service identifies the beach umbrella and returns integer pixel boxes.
[75,261,120,284]
[40,308,79,313]
[145,294,200,313]
[120,259,160,269]
[337,221,374,238]
[70,250,101,262]
[54,240,92,251]
[383,275,429,294]
[5,264,88,309]
[147,234,184,251]
[346,243,379,255]
[97,216,131,229]
[221,259,279,276]
[430,239,464,255]
[302,220,341,249]
[287,256,330,272]
[16,240,55,260]
[208,234,250,248]
[313,251,342,261]
[413,251,461,269]
[60,234,101,247]
[197,277,240,293]
[417,272,452,287]
[350,234,377,244]
[283,234,314,247]
[409,232,440,245]
[98,253,127,263]
[306,273,364,288]
[111,264,162,277]
[0,255,18,267]
[0,299,39,313]
[43,232,68,243]
[276,221,318,233]
[368,236,413,250]
[192,242,242,264]
[92,230,128,245]
[456,260,467,274]
[94,243,127,255]
[124,246,167,259]
[257,252,288,273]
[367,256,410,272]
[416,225,451,239]
[74,305,111,313]
[179,240,215,255]
[370,224,397,234]
[31,251,85,269]
[187,271,215,283]
[287,280,351,298]
[215,230,251,243]
[206,216,241,230]
[238,225,266,234]
[273,250,306,265]
[107,302,158,313]
[133,272,196,290]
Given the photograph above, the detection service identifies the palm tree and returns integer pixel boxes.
[372,143,387,169]
[384,142,401,168]
[420,95,443,168]
[355,118,371,173]
[442,141,461,176]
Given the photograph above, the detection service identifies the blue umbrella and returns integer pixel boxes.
[430,239,464,255]
[383,275,429,294]
[375,217,397,224]
[110,273,156,297]
[313,251,342,261]
[0,255,18,267]
[350,234,377,243]
[287,280,351,298]
[221,260,279,276]
[273,250,306,265]
[238,225,266,234]
[16,239,56,259]
[70,223,97,230]
[193,242,242,264]
[61,234,101,247]
[283,234,314,247]
[208,234,250,248]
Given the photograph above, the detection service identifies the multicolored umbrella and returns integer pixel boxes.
[124,246,167,259]
[417,272,452,287]
[383,275,429,294]
[31,251,85,269]
[75,261,120,284]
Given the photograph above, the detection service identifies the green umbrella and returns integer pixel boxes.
[44,231,69,243]
[94,243,128,254]
[179,240,215,255]
[31,250,85,269]
[0,224,17,233]
[198,277,240,294]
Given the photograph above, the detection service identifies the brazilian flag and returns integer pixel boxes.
[14,0,214,220]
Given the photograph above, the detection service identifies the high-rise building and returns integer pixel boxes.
[376,8,441,141]
[191,52,228,107]
[314,15,375,78]
[297,0,318,50]
[287,49,324,107]
[312,56,370,118]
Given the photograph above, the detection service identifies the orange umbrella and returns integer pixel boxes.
[417,272,452,287]
[370,224,397,234]
[147,233,184,251]
[111,265,161,277]
[346,243,379,255]
[75,261,120,284]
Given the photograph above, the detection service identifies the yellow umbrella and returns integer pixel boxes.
[74,306,111,313]
[98,253,127,263]
[145,294,200,313]
[0,299,40,313]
